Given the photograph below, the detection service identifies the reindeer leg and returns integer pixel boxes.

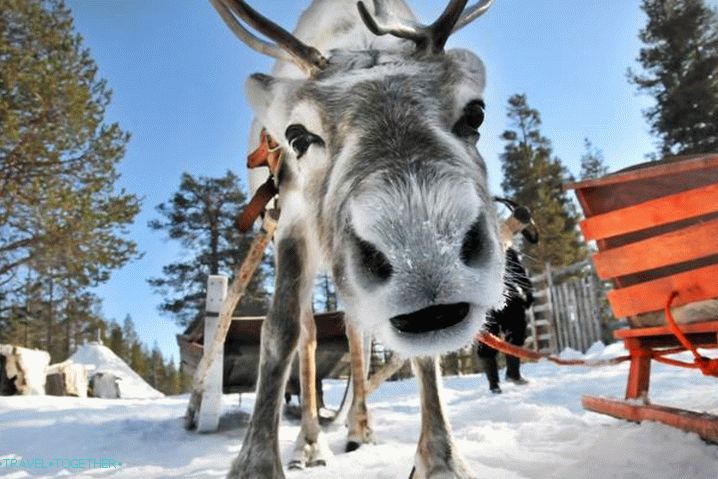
[228,235,311,479]
[345,322,374,452]
[410,356,473,479]
[289,302,332,469]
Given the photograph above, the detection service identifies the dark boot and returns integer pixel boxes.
[480,356,501,393]
[505,355,528,385]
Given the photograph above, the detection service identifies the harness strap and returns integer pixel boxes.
[247,128,282,174]
[236,128,283,232]
[236,178,279,233]
[475,331,630,367]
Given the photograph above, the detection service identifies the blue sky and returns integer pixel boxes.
[66,0,664,360]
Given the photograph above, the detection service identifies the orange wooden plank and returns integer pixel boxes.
[592,218,718,279]
[579,183,718,241]
[565,153,718,191]
[614,321,718,339]
[607,263,718,317]
[582,396,718,443]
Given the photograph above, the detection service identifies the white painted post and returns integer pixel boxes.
[197,275,228,433]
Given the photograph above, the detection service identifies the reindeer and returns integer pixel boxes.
[209,1,504,477]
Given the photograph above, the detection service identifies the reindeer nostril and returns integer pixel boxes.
[460,216,485,266]
[354,235,393,282]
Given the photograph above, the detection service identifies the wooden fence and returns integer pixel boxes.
[525,260,607,354]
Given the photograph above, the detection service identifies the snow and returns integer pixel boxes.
[15,348,51,396]
[1,345,51,395]
[69,342,163,399]
[1,342,717,478]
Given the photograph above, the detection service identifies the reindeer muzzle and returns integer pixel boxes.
[389,302,470,334]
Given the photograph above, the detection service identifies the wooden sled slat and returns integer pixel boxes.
[579,183,718,241]
[592,218,718,280]
[565,154,718,192]
[607,263,718,317]
[582,395,718,444]
[614,321,718,339]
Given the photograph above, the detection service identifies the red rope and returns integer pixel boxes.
[475,331,630,367]
[475,293,718,376]
[662,292,718,377]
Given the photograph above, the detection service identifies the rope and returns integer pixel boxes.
[475,292,718,378]
[475,331,630,367]
[662,292,718,377]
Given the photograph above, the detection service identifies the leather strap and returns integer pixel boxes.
[236,177,279,233]
[247,128,282,175]
[236,128,283,232]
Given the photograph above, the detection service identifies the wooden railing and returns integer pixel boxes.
[525,260,608,354]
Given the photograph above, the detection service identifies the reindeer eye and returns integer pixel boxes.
[285,124,324,159]
[452,99,485,141]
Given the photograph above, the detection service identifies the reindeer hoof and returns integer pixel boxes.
[345,441,361,452]
[288,460,304,470]
[291,431,332,470]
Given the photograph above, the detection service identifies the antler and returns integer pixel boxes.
[356,0,494,54]
[209,0,328,76]
[453,0,494,31]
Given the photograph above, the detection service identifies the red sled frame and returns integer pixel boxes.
[566,154,718,443]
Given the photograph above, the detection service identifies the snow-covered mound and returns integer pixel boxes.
[70,342,163,399]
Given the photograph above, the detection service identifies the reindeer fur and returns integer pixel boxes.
[218,1,504,477]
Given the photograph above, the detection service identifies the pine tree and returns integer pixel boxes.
[630,0,718,155]
[129,342,148,378]
[121,315,139,363]
[500,94,585,271]
[0,0,140,281]
[148,171,270,327]
[165,357,181,395]
[148,343,166,390]
[107,321,125,360]
[580,139,609,180]
[178,362,192,393]
[313,274,338,312]
[0,0,140,357]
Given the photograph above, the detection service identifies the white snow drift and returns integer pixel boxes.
[70,342,163,399]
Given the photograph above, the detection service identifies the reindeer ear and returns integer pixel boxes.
[245,73,277,116]
[245,73,299,136]
[446,49,486,92]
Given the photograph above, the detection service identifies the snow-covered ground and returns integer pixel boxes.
[1,342,717,478]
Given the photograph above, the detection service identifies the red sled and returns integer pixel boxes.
[566,154,718,443]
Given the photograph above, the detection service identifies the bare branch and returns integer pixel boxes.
[0,255,33,278]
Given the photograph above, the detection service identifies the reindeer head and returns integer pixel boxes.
[212,0,505,356]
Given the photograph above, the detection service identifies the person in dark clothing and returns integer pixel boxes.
[478,247,534,394]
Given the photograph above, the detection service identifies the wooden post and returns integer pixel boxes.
[588,272,604,343]
[196,275,228,433]
[527,307,539,352]
[544,262,559,353]
[184,210,278,431]
[625,338,651,400]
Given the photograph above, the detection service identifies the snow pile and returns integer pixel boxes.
[70,342,163,399]
[1,341,717,478]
